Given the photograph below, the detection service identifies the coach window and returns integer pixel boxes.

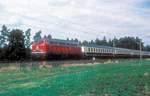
[94,48,97,53]
[100,48,102,53]
[108,49,110,53]
[103,49,105,53]
[105,49,107,53]
[107,49,109,53]
[89,48,90,52]
[92,48,94,52]
[111,49,112,53]
[88,48,90,52]
[109,49,111,53]
[93,48,95,52]
[106,49,108,53]
[111,49,113,53]
[100,49,101,53]
[91,48,93,52]
[84,48,87,52]
[101,49,104,53]
[98,48,100,53]
[86,48,88,52]
[104,49,106,53]
[95,48,97,53]
[102,49,104,53]
[97,48,99,53]
[93,48,94,52]
[96,48,98,53]
[87,48,89,52]
[84,48,86,52]
[90,48,92,52]
[93,48,95,53]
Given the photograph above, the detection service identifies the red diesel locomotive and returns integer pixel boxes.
[32,39,82,59]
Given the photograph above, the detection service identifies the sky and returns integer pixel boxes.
[0,0,150,44]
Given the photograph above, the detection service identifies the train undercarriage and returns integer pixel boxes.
[32,52,150,61]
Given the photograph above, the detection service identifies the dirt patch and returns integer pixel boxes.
[62,62,102,67]
[39,63,52,69]
[0,66,19,72]
[62,60,117,67]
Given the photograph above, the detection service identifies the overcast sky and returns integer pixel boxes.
[0,0,150,44]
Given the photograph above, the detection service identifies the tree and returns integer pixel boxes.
[24,28,31,49]
[0,25,10,60]
[101,36,107,46]
[95,38,101,45]
[33,30,42,41]
[47,34,52,40]
[0,25,10,48]
[67,38,69,41]
[43,35,47,39]
[24,28,31,60]
[74,38,79,42]
[43,34,52,41]
[116,36,144,50]
[89,40,94,44]
[7,29,26,61]
[108,39,113,47]
[135,37,144,50]
[95,36,108,46]
[144,45,150,51]
[112,37,119,47]
[82,40,89,45]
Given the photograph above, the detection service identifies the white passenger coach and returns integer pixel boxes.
[81,45,150,57]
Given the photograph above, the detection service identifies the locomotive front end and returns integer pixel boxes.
[31,40,49,60]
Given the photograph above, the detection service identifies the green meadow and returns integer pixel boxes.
[0,60,150,96]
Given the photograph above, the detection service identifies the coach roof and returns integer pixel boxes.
[47,38,79,45]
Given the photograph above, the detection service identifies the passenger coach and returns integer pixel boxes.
[81,45,150,58]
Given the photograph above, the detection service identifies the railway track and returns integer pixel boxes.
[0,58,139,71]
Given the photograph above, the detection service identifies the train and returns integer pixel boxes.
[31,38,150,60]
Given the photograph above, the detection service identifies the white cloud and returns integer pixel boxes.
[0,0,150,44]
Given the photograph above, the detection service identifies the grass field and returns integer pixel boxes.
[0,60,150,96]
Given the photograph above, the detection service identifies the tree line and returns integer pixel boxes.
[81,36,150,51]
[0,25,31,61]
[0,25,150,61]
